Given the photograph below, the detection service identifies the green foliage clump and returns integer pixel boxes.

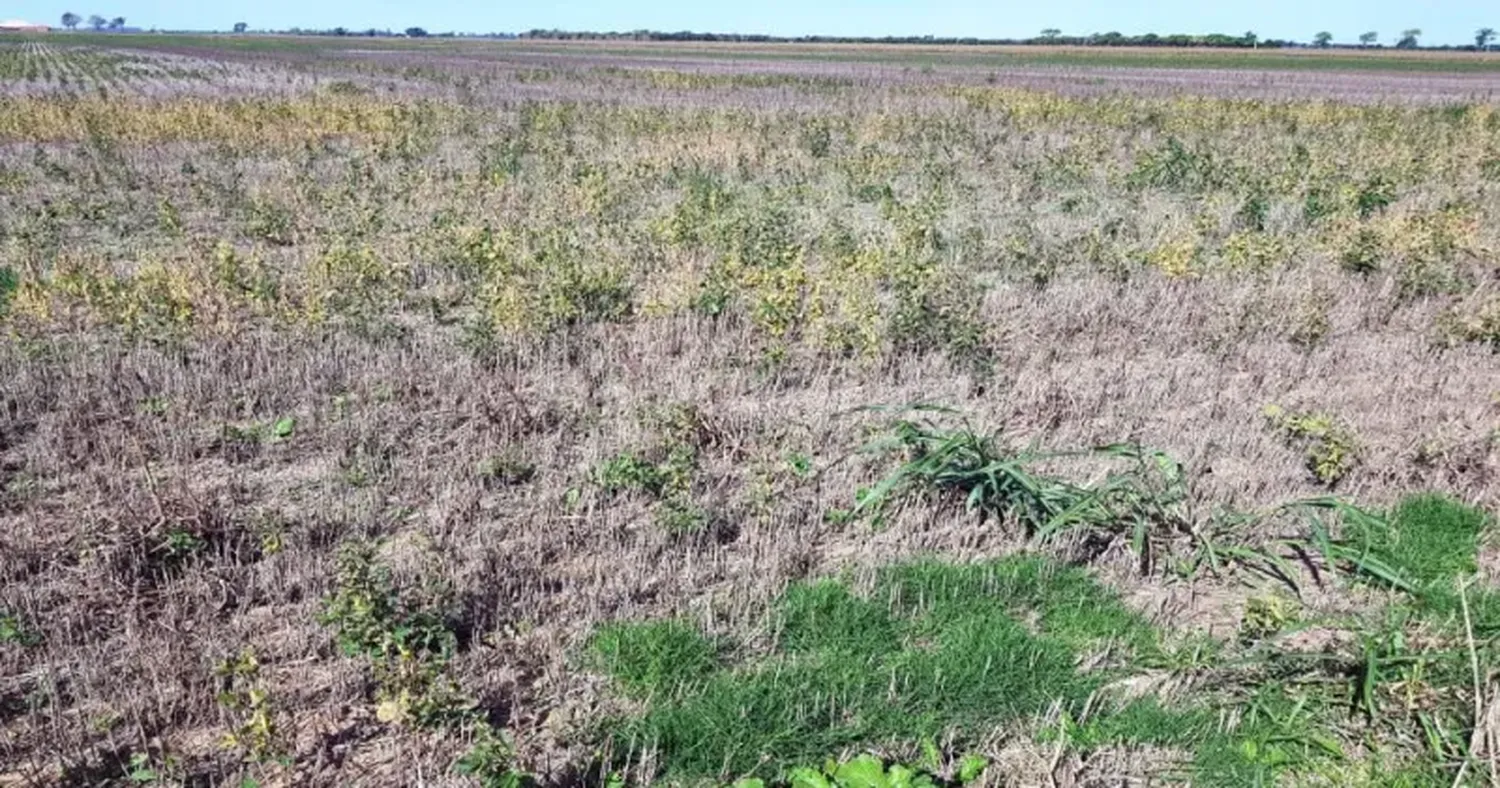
[318,542,468,728]
[853,410,1188,551]
[741,753,979,788]
[0,266,18,314]
[453,725,530,788]
[306,242,407,322]
[214,647,283,763]
[1353,175,1396,218]
[462,226,634,334]
[245,198,296,246]
[0,610,40,647]
[1338,226,1383,273]
[1263,405,1360,487]
[1127,137,1222,192]
[596,452,675,498]
[594,404,715,533]
[657,170,736,248]
[319,542,531,783]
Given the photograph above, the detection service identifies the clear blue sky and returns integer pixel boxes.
[5,0,1496,46]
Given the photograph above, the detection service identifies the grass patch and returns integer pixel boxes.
[1339,493,1498,629]
[1365,494,1488,586]
[595,492,1500,786]
[595,556,1159,783]
[592,620,720,698]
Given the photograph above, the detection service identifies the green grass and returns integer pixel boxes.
[594,556,1161,783]
[1340,494,1499,630]
[594,495,1500,786]
[1361,494,1488,585]
[592,620,720,698]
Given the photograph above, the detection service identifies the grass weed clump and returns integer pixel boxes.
[852,408,1189,552]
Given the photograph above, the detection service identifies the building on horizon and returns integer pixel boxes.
[0,19,50,32]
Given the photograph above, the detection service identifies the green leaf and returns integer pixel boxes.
[833,755,889,788]
[272,417,296,439]
[886,764,925,788]
[126,752,159,784]
[958,754,989,784]
[733,780,767,788]
[789,768,834,788]
[918,738,942,773]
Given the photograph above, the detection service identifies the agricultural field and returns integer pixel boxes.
[2,34,1500,787]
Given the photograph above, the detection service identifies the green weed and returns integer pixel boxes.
[245,198,295,246]
[0,266,18,313]
[1264,405,1360,487]
[0,611,41,647]
[853,408,1189,553]
[318,542,469,728]
[595,416,706,532]
[597,452,673,497]
[780,754,957,788]
[478,449,537,488]
[215,648,284,763]
[453,725,530,788]
[1338,227,1383,274]
[1127,137,1222,192]
[1354,176,1396,218]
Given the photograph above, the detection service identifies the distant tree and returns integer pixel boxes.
[1396,28,1421,49]
[1243,30,1258,48]
[1359,31,1378,47]
[1039,28,1061,40]
[88,14,106,30]
[404,27,428,38]
[109,17,125,30]
[233,21,248,34]
[1479,28,1497,50]
[332,26,348,36]
[1314,31,1333,48]
[61,12,80,30]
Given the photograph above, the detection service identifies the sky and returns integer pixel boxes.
[4,0,1497,47]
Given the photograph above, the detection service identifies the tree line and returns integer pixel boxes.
[43,17,1499,51]
[519,27,1500,51]
[58,12,127,31]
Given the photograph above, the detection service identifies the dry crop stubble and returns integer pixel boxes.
[2,35,1500,787]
